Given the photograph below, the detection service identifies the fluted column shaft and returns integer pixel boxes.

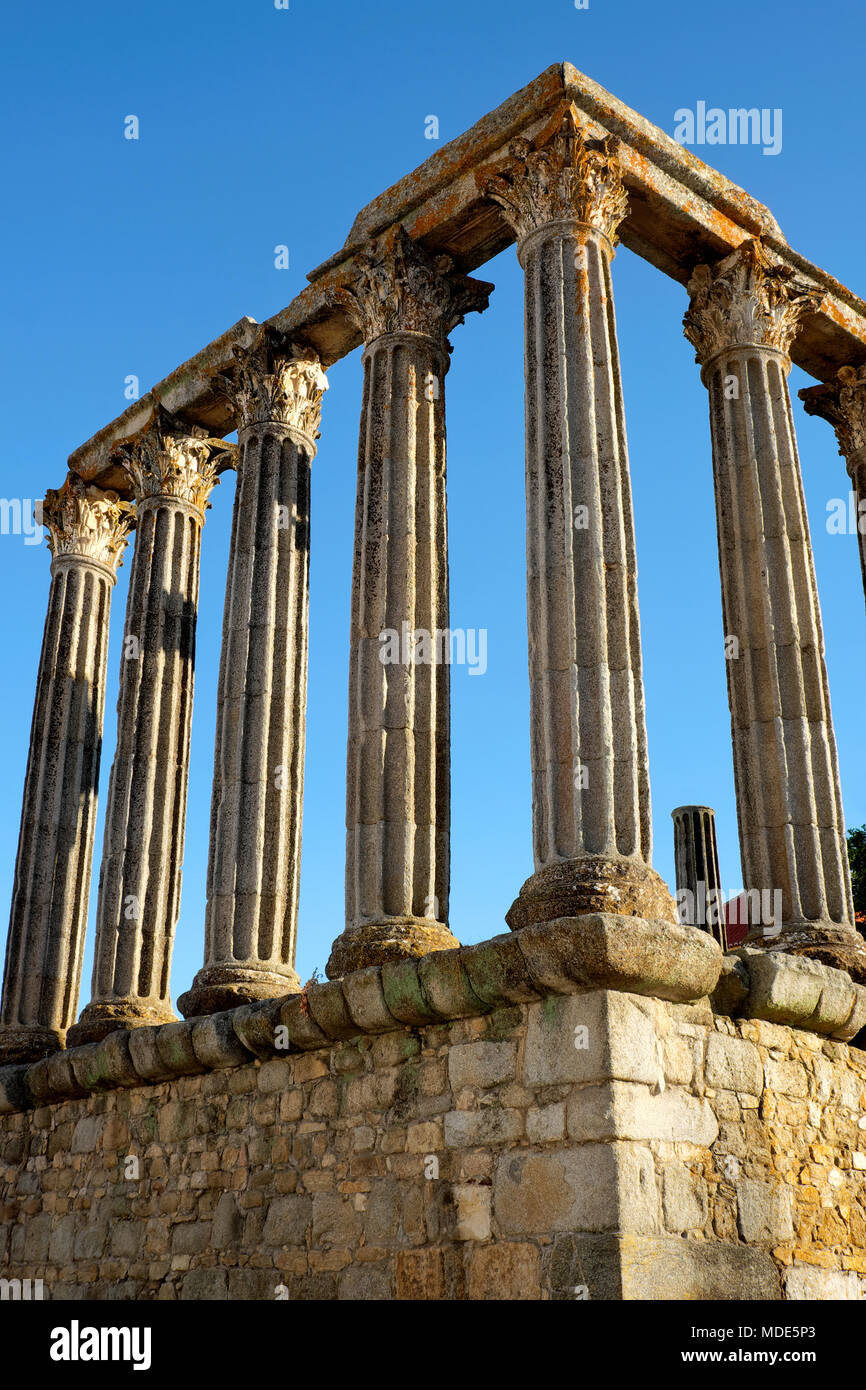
[179,337,327,1016]
[484,112,677,930]
[685,241,863,976]
[0,478,133,1063]
[346,330,451,944]
[70,415,228,1044]
[327,228,492,977]
[801,365,866,617]
[672,804,726,949]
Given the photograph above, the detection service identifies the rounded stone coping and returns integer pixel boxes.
[725,947,866,1041]
[2,917,864,1114]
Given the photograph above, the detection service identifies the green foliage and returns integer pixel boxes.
[847,825,866,925]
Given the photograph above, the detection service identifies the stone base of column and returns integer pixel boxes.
[67,999,176,1048]
[506,856,678,931]
[177,965,301,1019]
[0,1024,64,1065]
[753,925,866,985]
[326,918,460,980]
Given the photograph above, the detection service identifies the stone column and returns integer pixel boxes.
[326,228,493,978]
[69,410,231,1045]
[178,333,327,1017]
[483,109,676,931]
[683,239,865,978]
[800,365,866,614]
[671,805,726,949]
[0,477,134,1063]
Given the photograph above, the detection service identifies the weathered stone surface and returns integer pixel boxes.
[182,335,327,1017]
[25,1049,88,1102]
[328,230,490,979]
[526,1102,565,1144]
[231,998,286,1059]
[71,415,230,1046]
[0,477,134,1064]
[468,1242,540,1299]
[180,1270,229,1300]
[417,951,488,1019]
[809,969,857,1034]
[0,985,865,1301]
[567,1081,719,1146]
[461,933,539,1005]
[453,1184,492,1241]
[127,1025,177,1081]
[524,991,660,1087]
[705,1033,763,1095]
[278,994,328,1050]
[448,1041,516,1091]
[685,240,864,976]
[516,915,722,1001]
[262,1194,312,1246]
[711,955,750,1015]
[801,364,866,618]
[671,805,726,948]
[0,1064,31,1114]
[785,1266,861,1300]
[494,1142,657,1235]
[155,1019,207,1077]
[740,948,866,1036]
[4,83,866,1309]
[662,1163,709,1232]
[838,985,866,1042]
[445,1107,523,1147]
[741,948,824,1024]
[305,981,359,1041]
[191,1012,254,1070]
[487,114,676,936]
[736,1179,794,1244]
[380,960,439,1026]
[548,1234,782,1301]
[340,966,396,1034]
[69,1033,139,1093]
[508,859,678,932]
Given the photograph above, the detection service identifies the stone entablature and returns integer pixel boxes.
[62,66,866,484]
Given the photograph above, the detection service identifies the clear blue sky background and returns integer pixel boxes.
[1,0,863,1009]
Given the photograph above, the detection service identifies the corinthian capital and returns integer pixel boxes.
[116,405,234,513]
[482,106,628,244]
[43,473,136,573]
[800,365,866,463]
[220,328,328,438]
[683,239,823,367]
[333,226,493,347]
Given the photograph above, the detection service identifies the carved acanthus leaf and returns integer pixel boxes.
[221,328,329,437]
[115,404,231,512]
[332,226,493,345]
[800,365,866,462]
[482,106,628,243]
[42,473,136,572]
[683,239,823,365]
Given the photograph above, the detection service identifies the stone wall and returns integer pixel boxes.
[2,944,866,1300]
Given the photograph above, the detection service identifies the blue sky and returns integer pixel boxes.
[1,0,864,1007]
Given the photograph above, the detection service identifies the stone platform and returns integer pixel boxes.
[2,916,866,1300]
